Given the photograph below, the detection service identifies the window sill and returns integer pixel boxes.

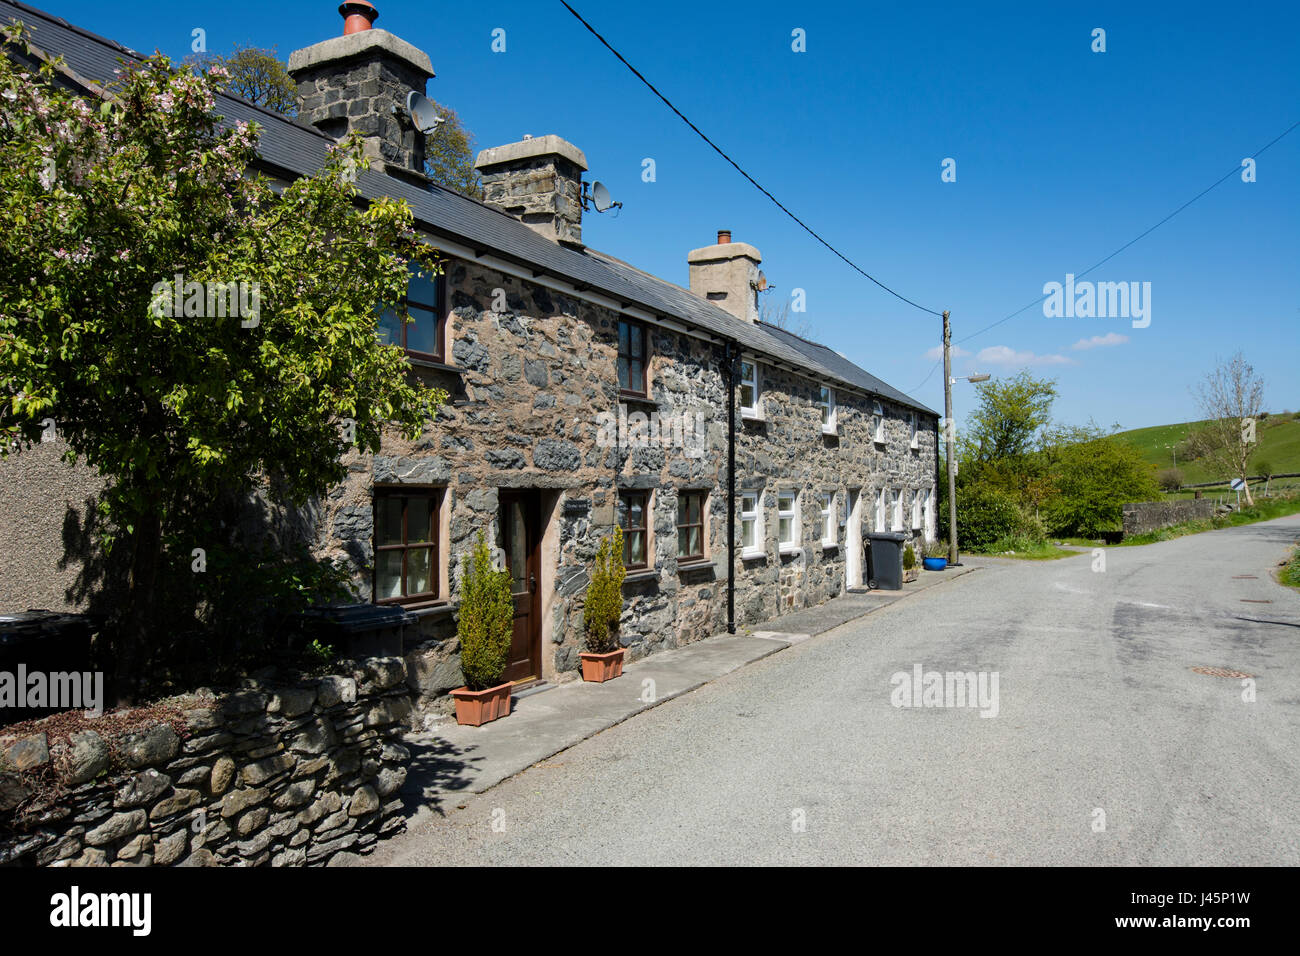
[740,408,764,422]
[622,568,658,585]
[408,601,457,619]
[374,596,444,612]
[740,549,766,561]
[619,391,657,408]
[676,558,715,574]
[406,356,460,374]
[778,545,802,557]
[821,541,839,551]
[821,424,837,436]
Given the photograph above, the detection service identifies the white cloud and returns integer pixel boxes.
[976,345,1075,368]
[923,344,970,361]
[1071,332,1130,351]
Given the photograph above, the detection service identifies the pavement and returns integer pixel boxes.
[362,515,1300,866]
[380,561,979,836]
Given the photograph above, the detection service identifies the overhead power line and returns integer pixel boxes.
[559,0,944,318]
[908,116,1300,394]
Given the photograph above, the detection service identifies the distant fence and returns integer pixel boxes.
[1179,472,1300,490]
[1122,499,1215,538]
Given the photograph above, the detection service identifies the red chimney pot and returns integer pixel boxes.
[339,1,378,35]
[717,229,731,244]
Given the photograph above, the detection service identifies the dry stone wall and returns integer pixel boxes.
[1122,498,1215,537]
[0,657,411,867]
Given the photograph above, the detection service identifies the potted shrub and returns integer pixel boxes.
[922,540,948,571]
[450,533,515,726]
[902,542,920,583]
[581,526,627,682]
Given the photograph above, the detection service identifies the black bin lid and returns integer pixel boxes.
[865,531,908,542]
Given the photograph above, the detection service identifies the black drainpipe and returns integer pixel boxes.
[724,339,737,634]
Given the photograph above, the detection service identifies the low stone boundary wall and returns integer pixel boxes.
[0,657,412,867]
[1122,499,1215,538]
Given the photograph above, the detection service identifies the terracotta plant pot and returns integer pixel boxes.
[580,648,625,683]
[450,681,513,726]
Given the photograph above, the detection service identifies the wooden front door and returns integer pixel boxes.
[498,490,541,685]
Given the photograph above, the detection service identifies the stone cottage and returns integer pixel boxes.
[0,1,939,703]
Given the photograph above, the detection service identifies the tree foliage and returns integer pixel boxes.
[1192,351,1266,505]
[457,533,514,691]
[0,29,446,692]
[965,371,1057,463]
[424,100,482,198]
[1043,435,1160,536]
[951,369,1161,545]
[187,46,298,116]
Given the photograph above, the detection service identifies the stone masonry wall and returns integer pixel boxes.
[1122,498,1215,538]
[311,254,939,709]
[731,361,938,623]
[0,657,411,867]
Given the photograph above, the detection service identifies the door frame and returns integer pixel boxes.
[845,487,864,589]
[498,489,542,686]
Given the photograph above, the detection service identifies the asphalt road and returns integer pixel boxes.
[368,514,1300,866]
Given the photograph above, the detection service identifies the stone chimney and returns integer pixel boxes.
[474,135,588,246]
[688,230,762,323]
[288,2,434,176]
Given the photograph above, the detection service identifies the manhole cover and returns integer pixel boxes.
[1191,666,1254,679]
[1241,599,1273,604]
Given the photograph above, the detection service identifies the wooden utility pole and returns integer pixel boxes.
[943,310,959,566]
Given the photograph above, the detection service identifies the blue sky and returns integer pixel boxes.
[45,0,1300,431]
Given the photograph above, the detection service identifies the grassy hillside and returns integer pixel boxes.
[1115,413,1300,492]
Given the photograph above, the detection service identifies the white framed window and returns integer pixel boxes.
[819,491,836,546]
[911,489,922,529]
[891,489,903,531]
[740,491,764,558]
[925,486,937,540]
[739,360,761,419]
[817,387,836,434]
[778,489,800,553]
[908,412,919,449]
[872,400,884,443]
[874,488,886,531]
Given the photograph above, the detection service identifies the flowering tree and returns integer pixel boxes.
[0,26,446,695]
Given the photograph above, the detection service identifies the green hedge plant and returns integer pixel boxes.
[457,533,514,691]
[583,526,626,654]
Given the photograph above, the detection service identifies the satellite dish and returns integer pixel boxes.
[405,91,444,135]
[590,180,622,213]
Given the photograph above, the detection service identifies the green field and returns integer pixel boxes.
[1114,413,1300,491]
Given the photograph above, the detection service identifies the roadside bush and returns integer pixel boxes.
[1045,436,1160,537]
[986,533,1046,553]
[939,485,1025,551]
[1156,467,1184,492]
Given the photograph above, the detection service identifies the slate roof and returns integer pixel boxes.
[758,322,937,414]
[1,0,937,418]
